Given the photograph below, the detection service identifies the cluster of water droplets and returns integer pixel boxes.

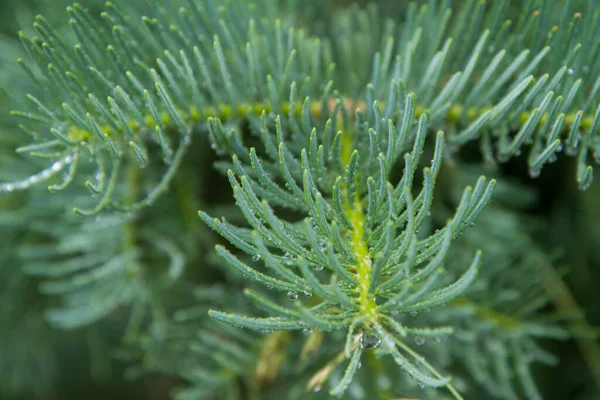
[360,332,381,349]
[282,251,296,266]
[434,336,447,344]
[389,300,404,316]
[0,154,74,194]
[287,291,312,300]
[414,336,426,346]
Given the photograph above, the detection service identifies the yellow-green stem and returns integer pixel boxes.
[339,127,378,321]
[346,196,377,318]
[66,100,596,144]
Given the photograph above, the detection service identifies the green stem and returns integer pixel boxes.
[389,334,464,400]
[543,259,600,393]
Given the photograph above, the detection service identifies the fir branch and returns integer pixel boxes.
[1,1,600,398]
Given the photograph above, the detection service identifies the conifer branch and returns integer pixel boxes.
[1,0,599,398]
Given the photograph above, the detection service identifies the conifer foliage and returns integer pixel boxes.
[0,0,599,399]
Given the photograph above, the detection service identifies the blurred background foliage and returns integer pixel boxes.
[0,0,598,399]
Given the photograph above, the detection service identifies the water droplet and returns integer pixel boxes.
[497,153,510,163]
[579,181,592,191]
[361,332,381,349]
[283,252,292,259]
[409,310,418,316]
[252,254,261,262]
[303,328,313,336]
[287,291,298,300]
[567,68,574,75]
[304,291,312,298]
[565,145,578,156]
[529,168,541,178]
[313,384,321,392]
[314,265,323,272]
[414,337,425,346]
